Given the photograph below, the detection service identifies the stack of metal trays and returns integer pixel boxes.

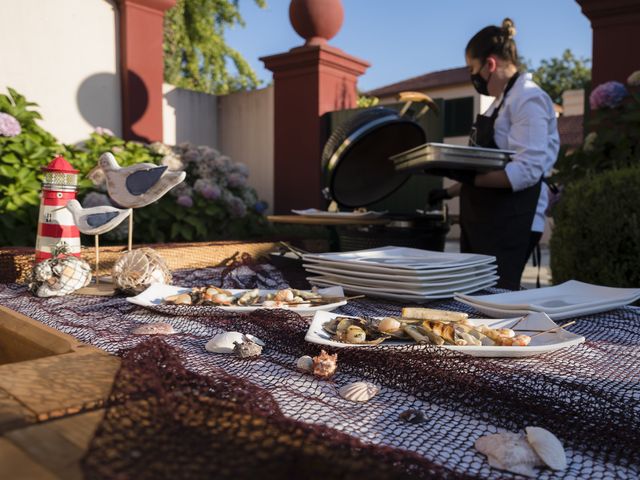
[391,142,514,173]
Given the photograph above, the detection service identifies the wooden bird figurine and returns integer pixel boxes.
[65,200,131,236]
[65,199,132,285]
[96,152,186,209]
[92,152,186,250]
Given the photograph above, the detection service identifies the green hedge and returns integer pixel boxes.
[550,166,640,287]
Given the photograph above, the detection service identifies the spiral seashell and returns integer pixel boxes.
[526,427,567,471]
[312,350,337,379]
[205,332,264,354]
[296,355,313,371]
[338,381,379,403]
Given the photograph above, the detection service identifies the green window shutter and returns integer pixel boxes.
[444,97,474,137]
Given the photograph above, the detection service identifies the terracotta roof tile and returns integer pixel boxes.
[366,67,470,97]
[558,115,584,147]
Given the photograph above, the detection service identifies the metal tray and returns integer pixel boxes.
[390,142,513,173]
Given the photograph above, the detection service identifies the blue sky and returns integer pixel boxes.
[225,0,592,91]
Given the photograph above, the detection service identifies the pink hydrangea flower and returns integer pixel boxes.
[0,113,21,137]
[177,195,193,208]
[94,126,115,136]
[590,81,628,109]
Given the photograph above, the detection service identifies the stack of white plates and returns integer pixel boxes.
[303,246,498,302]
[455,280,640,320]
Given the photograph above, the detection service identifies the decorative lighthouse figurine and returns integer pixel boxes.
[35,156,81,263]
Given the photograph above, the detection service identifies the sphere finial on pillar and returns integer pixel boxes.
[289,0,344,46]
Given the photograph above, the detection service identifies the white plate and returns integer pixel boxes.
[303,257,497,276]
[292,208,387,219]
[304,265,498,290]
[302,263,498,282]
[456,280,640,312]
[308,276,497,302]
[303,246,496,272]
[127,284,347,315]
[306,311,585,358]
[454,295,632,321]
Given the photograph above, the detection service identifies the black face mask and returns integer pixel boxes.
[470,62,492,96]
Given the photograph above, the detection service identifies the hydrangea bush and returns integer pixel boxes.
[549,71,640,287]
[0,87,270,246]
[551,72,640,186]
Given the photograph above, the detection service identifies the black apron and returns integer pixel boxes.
[461,73,541,290]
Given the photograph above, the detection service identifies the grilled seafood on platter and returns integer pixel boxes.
[322,308,531,347]
[164,287,328,307]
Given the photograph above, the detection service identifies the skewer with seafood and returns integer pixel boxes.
[127,284,352,315]
[322,308,531,347]
[308,308,586,358]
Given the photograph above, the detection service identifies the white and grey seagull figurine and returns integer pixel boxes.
[65,199,132,285]
[91,152,187,250]
[95,152,186,209]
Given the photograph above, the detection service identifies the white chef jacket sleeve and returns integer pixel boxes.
[503,94,554,192]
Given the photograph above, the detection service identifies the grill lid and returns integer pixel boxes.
[322,107,427,208]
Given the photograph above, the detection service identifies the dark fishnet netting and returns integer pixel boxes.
[0,254,638,479]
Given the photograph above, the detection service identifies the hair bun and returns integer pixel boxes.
[501,18,516,39]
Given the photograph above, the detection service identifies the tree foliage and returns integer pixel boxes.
[164,0,266,94]
[524,49,591,105]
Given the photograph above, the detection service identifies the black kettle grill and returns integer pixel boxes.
[321,92,450,252]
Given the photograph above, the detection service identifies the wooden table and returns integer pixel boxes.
[267,214,390,226]
[0,307,118,479]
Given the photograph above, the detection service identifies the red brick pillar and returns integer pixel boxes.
[577,0,640,87]
[261,0,369,213]
[119,0,175,142]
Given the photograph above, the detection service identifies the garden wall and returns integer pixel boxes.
[162,84,218,148]
[217,87,274,214]
[0,0,121,143]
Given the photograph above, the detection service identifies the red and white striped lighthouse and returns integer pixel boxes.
[35,156,81,263]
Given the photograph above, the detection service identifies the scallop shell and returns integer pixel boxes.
[526,427,567,471]
[338,381,380,403]
[132,322,176,335]
[205,332,264,354]
[296,355,313,371]
[475,432,543,478]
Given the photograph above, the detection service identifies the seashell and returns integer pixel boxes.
[296,355,313,371]
[205,332,264,354]
[312,350,337,379]
[132,322,176,335]
[526,427,567,471]
[475,432,543,478]
[32,256,92,298]
[398,409,427,424]
[338,381,380,403]
[378,317,401,333]
[233,335,263,358]
[345,325,366,343]
[112,248,171,295]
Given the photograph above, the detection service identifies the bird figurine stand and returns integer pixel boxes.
[64,199,132,295]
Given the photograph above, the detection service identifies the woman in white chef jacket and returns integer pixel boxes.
[429,18,559,290]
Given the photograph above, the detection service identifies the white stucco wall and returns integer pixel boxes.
[162,84,218,147]
[0,0,121,144]
[217,86,274,213]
